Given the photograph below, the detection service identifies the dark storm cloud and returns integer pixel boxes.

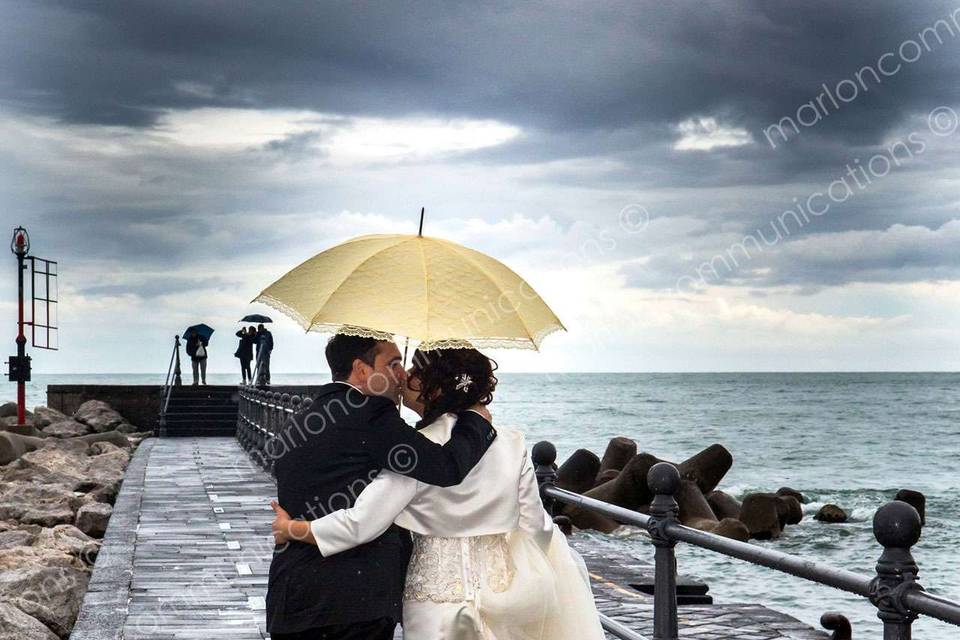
[4,0,958,143]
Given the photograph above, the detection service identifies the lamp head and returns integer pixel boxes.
[10,227,29,256]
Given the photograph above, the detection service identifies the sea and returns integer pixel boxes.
[6,372,960,638]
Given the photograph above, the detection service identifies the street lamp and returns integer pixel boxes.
[11,226,29,256]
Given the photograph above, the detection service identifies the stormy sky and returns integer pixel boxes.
[1,1,959,373]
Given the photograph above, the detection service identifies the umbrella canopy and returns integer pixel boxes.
[254,234,564,350]
[240,314,273,323]
[183,323,215,341]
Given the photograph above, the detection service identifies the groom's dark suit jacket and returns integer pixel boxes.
[266,382,497,634]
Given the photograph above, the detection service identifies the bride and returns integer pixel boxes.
[271,347,604,639]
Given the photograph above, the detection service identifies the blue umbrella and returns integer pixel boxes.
[240,314,272,323]
[183,323,215,341]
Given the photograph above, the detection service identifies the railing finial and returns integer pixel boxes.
[871,500,923,637]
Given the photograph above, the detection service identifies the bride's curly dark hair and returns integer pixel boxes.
[409,347,498,428]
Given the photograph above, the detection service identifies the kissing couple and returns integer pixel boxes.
[266,333,603,639]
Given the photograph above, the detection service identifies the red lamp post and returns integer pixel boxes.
[9,226,31,425]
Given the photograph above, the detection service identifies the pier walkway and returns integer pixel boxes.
[71,437,827,640]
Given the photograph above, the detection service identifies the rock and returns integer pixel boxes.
[815,504,848,523]
[31,407,69,429]
[0,420,43,437]
[584,453,659,512]
[777,495,803,526]
[0,482,84,527]
[597,437,637,476]
[776,486,808,504]
[114,421,139,434]
[0,528,37,550]
[739,493,783,540]
[37,525,100,566]
[74,503,112,538]
[676,479,719,531]
[0,402,31,419]
[707,490,742,520]
[556,449,601,495]
[710,518,750,541]
[73,430,131,449]
[0,602,58,640]
[561,504,620,533]
[552,515,573,537]
[895,489,926,526]
[40,420,91,439]
[2,441,92,489]
[0,564,89,638]
[73,400,126,433]
[677,444,733,495]
[593,469,619,488]
[0,432,45,465]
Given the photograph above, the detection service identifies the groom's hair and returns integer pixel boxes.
[326,334,383,381]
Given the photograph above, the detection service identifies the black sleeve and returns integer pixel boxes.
[366,398,497,487]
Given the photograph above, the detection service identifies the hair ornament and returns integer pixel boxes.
[455,373,473,393]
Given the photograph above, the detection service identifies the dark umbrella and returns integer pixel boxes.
[240,314,272,323]
[183,323,215,341]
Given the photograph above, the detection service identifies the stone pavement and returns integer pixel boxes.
[71,437,828,639]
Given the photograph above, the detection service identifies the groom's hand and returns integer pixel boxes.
[271,500,318,547]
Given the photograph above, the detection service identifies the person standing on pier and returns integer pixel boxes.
[265,334,498,640]
[185,330,208,386]
[235,326,256,384]
[256,323,274,385]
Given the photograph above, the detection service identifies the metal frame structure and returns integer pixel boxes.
[29,256,58,350]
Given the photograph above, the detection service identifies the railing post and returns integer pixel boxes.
[870,501,923,640]
[647,462,681,640]
[531,441,558,515]
[173,335,182,387]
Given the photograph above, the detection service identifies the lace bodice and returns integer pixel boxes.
[403,532,516,604]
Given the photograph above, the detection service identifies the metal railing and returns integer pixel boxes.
[156,335,182,436]
[531,440,960,640]
[236,386,311,473]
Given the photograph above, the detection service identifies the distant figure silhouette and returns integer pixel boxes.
[256,324,274,385]
[185,331,208,386]
[235,326,257,384]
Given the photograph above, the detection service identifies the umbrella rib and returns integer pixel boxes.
[434,241,540,349]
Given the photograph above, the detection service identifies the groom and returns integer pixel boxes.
[266,334,497,639]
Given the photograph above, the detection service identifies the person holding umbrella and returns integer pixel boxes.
[235,326,257,384]
[183,324,213,386]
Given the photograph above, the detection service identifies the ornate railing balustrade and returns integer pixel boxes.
[236,385,313,473]
[532,441,960,640]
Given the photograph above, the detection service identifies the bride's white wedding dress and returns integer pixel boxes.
[309,412,604,639]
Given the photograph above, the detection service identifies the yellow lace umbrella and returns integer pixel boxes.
[253,233,564,350]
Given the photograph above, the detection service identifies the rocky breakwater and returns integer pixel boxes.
[555,438,810,542]
[0,400,151,640]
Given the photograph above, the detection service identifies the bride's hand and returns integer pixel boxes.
[271,500,293,544]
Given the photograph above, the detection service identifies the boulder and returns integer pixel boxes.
[706,490,742,520]
[584,453,659,513]
[597,437,637,476]
[0,602,58,640]
[0,420,43,437]
[710,518,750,542]
[677,444,733,495]
[73,431,131,449]
[776,486,808,504]
[556,449,601,495]
[0,563,89,638]
[0,432,45,465]
[561,504,620,534]
[815,504,848,523]
[676,479,719,531]
[552,515,573,537]
[777,495,803,526]
[739,493,782,540]
[40,420,91,439]
[2,441,92,489]
[36,525,100,566]
[0,482,84,527]
[73,400,126,433]
[74,503,112,538]
[593,469,619,488]
[0,402,31,419]
[895,489,925,526]
[31,407,69,429]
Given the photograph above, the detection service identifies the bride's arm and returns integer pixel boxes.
[308,471,419,557]
[517,446,555,550]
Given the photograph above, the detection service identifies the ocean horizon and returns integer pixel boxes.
[6,371,959,638]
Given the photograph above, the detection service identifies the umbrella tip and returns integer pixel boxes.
[418,207,425,237]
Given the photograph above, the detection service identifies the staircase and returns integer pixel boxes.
[158,386,239,437]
